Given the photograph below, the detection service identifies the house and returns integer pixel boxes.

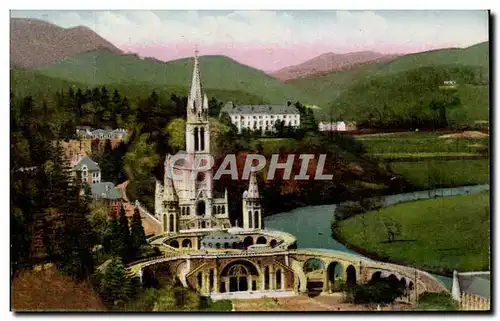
[220,102,301,134]
[318,121,356,132]
[89,182,122,216]
[71,155,101,184]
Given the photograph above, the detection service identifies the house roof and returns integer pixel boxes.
[72,156,100,171]
[458,272,490,299]
[221,102,300,115]
[90,182,121,200]
[201,231,240,247]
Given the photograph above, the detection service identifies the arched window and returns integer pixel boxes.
[248,211,253,228]
[254,211,259,229]
[209,269,214,292]
[197,272,202,289]
[212,206,216,214]
[224,242,229,249]
[197,201,206,216]
[169,214,174,232]
[187,207,191,216]
[264,266,270,290]
[200,127,205,151]
[216,243,221,249]
[194,127,199,151]
[222,206,225,214]
[182,207,186,216]
[276,269,282,289]
[182,239,192,248]
[163,214,167,231]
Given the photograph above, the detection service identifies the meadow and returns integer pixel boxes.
[336,192,490,273]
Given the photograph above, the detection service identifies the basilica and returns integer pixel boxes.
[154,51,262,235]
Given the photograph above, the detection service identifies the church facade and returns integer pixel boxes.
[154,51,262,235]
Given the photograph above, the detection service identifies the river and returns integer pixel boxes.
[264,184,490,290]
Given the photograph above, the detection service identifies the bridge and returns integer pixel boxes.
[126,245,448,303]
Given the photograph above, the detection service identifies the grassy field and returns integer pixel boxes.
[336,192,490,272]
[390,159,489,189]
[35,50,312,104]
[358,132,489,155]
[354,131,489,189]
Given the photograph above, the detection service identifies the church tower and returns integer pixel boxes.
[161,174,179,233]
[185,50,214,217]
[242,168,262,230]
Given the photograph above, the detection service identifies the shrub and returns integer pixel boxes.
[346,278,406,304]
[417,292,458,311]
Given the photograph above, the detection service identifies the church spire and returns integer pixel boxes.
[245,168,260,199]
[164,172,178,203]
[188,49,203,116]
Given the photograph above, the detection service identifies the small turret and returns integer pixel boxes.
[242,168,262,230]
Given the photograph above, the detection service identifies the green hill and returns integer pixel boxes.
[289,42,489,110]
[10,66,266,105]
[35,50,312,104]
[330,64,489,127]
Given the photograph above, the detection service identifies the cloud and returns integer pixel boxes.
[15,10,488,53]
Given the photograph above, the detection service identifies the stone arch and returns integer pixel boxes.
[276,269,282,290]
[270,239,277,248]
[209,269,214,292]
[256,236,267,245]
[371,271,382,281]
[221,206,225,214]
[197,271,202,289]
[326,261,343,292]
[187,207,191,216]
[346,264,357,286]
[248,211,253,228]
[303,258,326,297]
[231,242,237,249]
[216,242,221,249]
[388,274,399,283]
[182,207,186,216]
[264,266,270,290]
[169,214,174,232]
[224,242,229,249]
[243,236,254,248]
[200,127,205,151]
[196,200,206,216]
[194,127,199,151]
[170,240,179,248]
[254,211,259,229]
[182,239,192,248]
[217,205,221,214]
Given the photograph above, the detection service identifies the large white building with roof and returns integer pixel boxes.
[221,102,300,134]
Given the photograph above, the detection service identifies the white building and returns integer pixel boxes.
[155,51,262,233]
[318,121,356,132]
[221,102,301,134]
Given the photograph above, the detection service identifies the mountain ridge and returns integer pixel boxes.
[270,51,400,81]
[10,17,122,68]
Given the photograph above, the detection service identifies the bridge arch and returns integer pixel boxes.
[256,236,267,244]
[346,264,357,285]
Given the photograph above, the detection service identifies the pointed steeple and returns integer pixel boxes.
[246,167,260,199]
[189,49,203,114]
[164,175,178,203]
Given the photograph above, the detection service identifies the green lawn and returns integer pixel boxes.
[390,159,490,189]
[357,132,488,155]
[336,192,490,273]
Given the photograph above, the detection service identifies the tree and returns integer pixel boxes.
[103,215,125,257]
[117,206,132,260]
[130,208,147,255]
[99,257,131,309]
[89,203,111,245]
[164,118,186,153]
[379,215,402,243]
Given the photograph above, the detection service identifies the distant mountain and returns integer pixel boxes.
[288,42,489,109]
[270,51,399,81]
[35,50,312,104]
[10,18,122,68]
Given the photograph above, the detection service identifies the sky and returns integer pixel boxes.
[10,10,489,71]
